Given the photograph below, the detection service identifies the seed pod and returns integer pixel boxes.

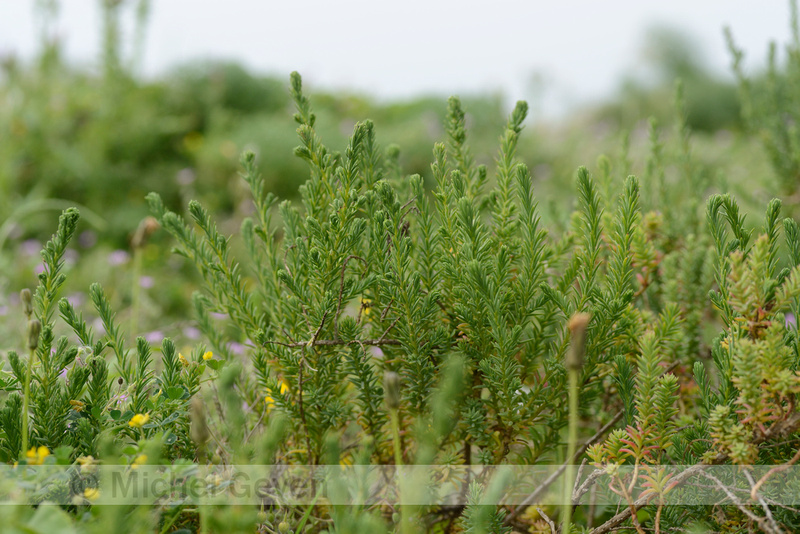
[566,312,591,371]
[20,289,33,317]
[384,371,400,410]
[27,319,41,351]
[131,216,160,249]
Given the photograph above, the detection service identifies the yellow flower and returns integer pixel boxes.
[361,298,372,316]
[69,399,85,412]
[128,413,150,428]
[202,351,213,360]
[178,353,189,367]
[83,487,99,501]
[26,446,50,465]
[131,454,147,469]
[264,378,291,413]
[77,455,96,473]
[264,392,276,412]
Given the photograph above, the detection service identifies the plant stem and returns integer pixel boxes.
[20,346,36,459]
[390,407,402,467]
[562,367,579,533]
[390,407,411,534]
[131,245,143,337]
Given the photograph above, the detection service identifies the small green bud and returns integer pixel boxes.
[278,521,290,533]
[566,312,590,371]
[384,371,400,410]
[20,289,33,317]
[27,319,42,351]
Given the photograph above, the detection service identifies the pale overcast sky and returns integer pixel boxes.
[0,1,792,116]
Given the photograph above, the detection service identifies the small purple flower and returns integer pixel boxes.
[144,330,164,344]
[210,312,227,320]
[20,239,42,256]
[228,342,246,356]
[79,230,97,249]
[0,305,8,316]
[176,168,196,186]
[183,326,201,340]
[34,263,46,275]
[786,313,796,330]
[139,276,154,289]
[107,250,130,266]
[63,249,79,266]
[91,317,106,336]
[109,392,129,408]
[67,293,85,308]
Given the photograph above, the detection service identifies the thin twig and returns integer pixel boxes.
[380,299,394,322]
[280,326,296,344]
[282,244,296,279]
[751,445,800,500]
[300,305,312,332]
[506,360,680,524]
[399,196,418,219]
[699,470,782,534]
[574,468,606,504]
[311,311,328,345]
[263,338,401,348]
[333,255,366,339]
[743,468,783,534]
[573,458,588,504]
[506,410,624,524]
[536,507,557,534]
[297,356,312,464]
[589,465,706,534]
[379,317,401,344]
[243,405,268,445]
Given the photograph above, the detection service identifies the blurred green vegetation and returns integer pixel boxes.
[4,3,800,532]
[593,26,742,133]
[0,0,787,349]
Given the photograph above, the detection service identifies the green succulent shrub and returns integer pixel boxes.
[727,0,800,202]
[5,14,800,532]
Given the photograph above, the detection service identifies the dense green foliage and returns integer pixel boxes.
[6,2,800,533]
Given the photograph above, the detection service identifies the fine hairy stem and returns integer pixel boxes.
[20,345,36,459]
[562,367,579,533]
[131,244,143,337]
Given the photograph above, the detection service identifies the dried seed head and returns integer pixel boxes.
[566,312,591,371]
[27,319,41,351]
[20,289,33,317]
[384,371,400,410]
[131,216,160,249]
